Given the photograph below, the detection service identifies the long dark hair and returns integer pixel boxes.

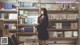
[41,8,48,19]
[41,8,49,25]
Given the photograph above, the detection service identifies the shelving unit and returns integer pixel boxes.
[48,29,78,31]
[0,9,17,13]
[0,0,80,45]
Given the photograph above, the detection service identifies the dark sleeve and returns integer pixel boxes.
[42,17,48,27]
[38,17,40,24]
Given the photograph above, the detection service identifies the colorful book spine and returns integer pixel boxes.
[24,26,33,32]
[1,3,4,9]
[4,3,12,9]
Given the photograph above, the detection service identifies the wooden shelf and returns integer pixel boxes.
[19,37,77,41]
[49,37,78,40]
[48,29,78,31]
[17,24,38,26]
[18,15,27,18]
[48,10,78,14]
[0,19,17,23]
[19,7,39,11]
[17,32,37,36]
[49,19,78,22]
[4,19,17,22]
[4,29,19,33]
[0,9,17,13]
[9,29,19,33]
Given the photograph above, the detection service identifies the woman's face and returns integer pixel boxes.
[41,10,44,15]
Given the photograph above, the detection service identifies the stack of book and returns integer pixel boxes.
[62,23,71,29]
[49,22,78,29]
[64,31,73,37]
[19,15,38,24]
[19,2,33,7]
[49,14,78,20]
[71,23,78,29]
[4,23,16,29]
[49,31,78,38]
[9,13,18,20]
[20,26,36,33]
[19,10,28,16]
[0,3,16,9]
[0,13,8,19]
[56,23,62,29]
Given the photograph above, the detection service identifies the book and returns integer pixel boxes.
[19,10,24,15]
[73,14,78,19]
[9,13,18,20]
[4,3,12,9]
[56,23,62,29]
[19,2,24,7]
[25,18,27,24]
[1,3,4,9]
[12,4,16,9]
[56,23,59,29]
[73,31,78,37]
[51,14,56,20]
[57,31,63,37]
[24,26,33,32]
[27,16,38,24]
[62,23,71,29]
[4,23,9,29]
[49,32,58,38]
[23,2,33,7]
[67,14,72,20]
[71,23,78,29]
[59,23,62,29]
[9,24,16,29]
[56,14,60,20]
[20,18,25,24]
[64,31,72,37]
[1,13,5,19]
[67,14,78,20]
[60,14,67,20]
[23,10,28,16]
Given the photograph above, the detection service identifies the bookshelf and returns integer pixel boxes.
[0,0,80,45]
[0,0,18,35]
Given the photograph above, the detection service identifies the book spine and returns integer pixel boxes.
[1,3,4,9]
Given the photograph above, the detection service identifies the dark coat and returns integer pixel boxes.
[37,15,49,40]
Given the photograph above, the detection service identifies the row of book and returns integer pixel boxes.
[19,10,39,16]
[40,3,77,10]
[19,2,34,7]
[0,3,16,9]
[49,31,78,37]
[20,26,37,33]
[18,15,38,24]
[0,13,18,20]
[49,23,78,29]
[4,23,16,29]
[48,14,78,20]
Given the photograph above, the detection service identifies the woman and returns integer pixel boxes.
[37,8,49,45]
